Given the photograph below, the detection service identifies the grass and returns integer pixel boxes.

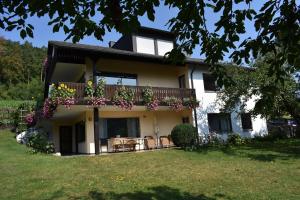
[0,129,300,200]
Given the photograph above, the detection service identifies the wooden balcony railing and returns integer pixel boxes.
[57,82,196,104]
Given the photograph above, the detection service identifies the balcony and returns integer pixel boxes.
[55,82,196,106]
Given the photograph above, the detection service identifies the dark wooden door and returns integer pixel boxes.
[60,126,73,155]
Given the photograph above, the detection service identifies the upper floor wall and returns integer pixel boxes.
[92,58,188,88]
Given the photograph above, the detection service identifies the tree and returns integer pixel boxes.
[0,38,46,100]
[218,54,300,124]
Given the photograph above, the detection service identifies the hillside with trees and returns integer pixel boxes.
[0,38,46,100]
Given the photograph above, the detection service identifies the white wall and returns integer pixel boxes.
[189,68,268,138]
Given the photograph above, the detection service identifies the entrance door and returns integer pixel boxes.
[60,126,73,155]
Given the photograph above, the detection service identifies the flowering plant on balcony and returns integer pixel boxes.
[112,84,135,110]
[183,97,199,109]
[142,87,159,110]
[85,80,94,97]
[42,98,57,119]
[85,78,107,107]
[163,96,183,112]
[49,83,76,108]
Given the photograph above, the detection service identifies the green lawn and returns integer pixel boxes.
[0,130,300,200]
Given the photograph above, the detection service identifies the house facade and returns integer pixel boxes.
[42,27,267,155]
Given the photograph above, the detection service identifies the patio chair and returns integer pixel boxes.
[160,136,170,148]
[124,139,137,151]
[144,136,156,150]
[111,138,123,152]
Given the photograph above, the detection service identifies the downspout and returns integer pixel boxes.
[190,66,198,133]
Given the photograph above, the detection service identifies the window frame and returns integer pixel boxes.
[207,113,232,134]
[96,71,138,86]
[203,73,219,92]
[241,113,253,130]
[156,39,174,56]
[135,36,156,55]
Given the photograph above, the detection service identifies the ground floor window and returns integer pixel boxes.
[241,113,253,130]
[99,118,140,144]
[207,113,232,133]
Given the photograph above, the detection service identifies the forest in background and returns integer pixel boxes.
[0,37,46,101]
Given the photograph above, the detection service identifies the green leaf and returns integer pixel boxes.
[26,27,33,38]
[53,24,60,33]
[20,29,26,39]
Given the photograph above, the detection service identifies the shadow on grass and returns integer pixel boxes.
[46,186,220,200]
[192,139,300,162]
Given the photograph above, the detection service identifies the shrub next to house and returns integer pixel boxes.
[171,124,198,148]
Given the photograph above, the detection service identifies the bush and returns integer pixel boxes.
[171,124,198,148]
[252,129,287,142]
[227,133,244,145]
[26,129,55,154]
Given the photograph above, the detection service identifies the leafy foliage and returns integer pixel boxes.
[163,96,183,112]
[183,97,199,110]
[218,54,300,124]
[227,133,244,146]
[112,85,135,110]
[26,129,55,154]
[0,38,46,100]
[142,87,159,111]
[171,124,198,148]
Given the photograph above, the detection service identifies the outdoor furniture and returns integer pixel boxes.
[144,136,156,149]
[111,138,123,152]
[124,139,137,151]
[160,136,170,148]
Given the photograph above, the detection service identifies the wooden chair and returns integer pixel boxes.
[111,138,123,152]
[160,136,170,148]
[124,139,137,151]
[144,136,156,150]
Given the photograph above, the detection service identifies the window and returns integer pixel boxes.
[75,121,85,143]
[241,113,253,130]
[203,73,218,91]
[157,39,174,56]
[207,113,232,133]
[178,75,186,88]
[136,36,155,54]
[182,117,189,124]
[97,72,137,86]
[99,118,140,143]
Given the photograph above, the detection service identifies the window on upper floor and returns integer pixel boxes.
[203,73,218,92]
[97,72,137,86]
[178,75,186,88]
[157,39,174,56]
[241,113,253,130]
[207,113,232,134]
[136,36,155,55]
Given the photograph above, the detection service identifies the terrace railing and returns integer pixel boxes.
[56,82,196,104]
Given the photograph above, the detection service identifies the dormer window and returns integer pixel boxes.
[136,36,155,55]
[157,39,174,56]
[112,27,175,56]
[135,37,174,56]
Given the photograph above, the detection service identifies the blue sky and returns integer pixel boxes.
[0,2,265,60]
